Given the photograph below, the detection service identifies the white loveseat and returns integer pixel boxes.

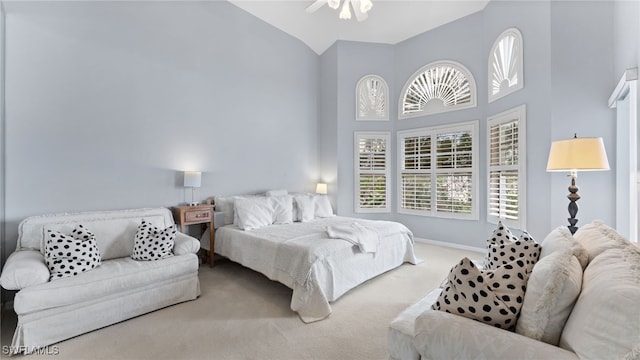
[388,221,640,360]
[0,208,201,354]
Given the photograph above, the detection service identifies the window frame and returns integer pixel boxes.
[486,105,527,230]
[355,74,389,121]
[397,121,479,220]
[398,60,477,120]
[354,131,391,213]
[488,28,524,103]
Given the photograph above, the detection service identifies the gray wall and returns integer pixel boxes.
[326,1,623,247]
[1,1,318,258]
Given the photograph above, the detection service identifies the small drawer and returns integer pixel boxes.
[185,209,212,222]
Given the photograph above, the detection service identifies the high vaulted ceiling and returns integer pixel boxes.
[228,0,490,54]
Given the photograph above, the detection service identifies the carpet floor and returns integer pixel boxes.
[1,242,480,360]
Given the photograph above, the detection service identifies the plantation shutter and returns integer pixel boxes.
[488,119,521,222]
[355,133,390,213]
[435,130,474,215]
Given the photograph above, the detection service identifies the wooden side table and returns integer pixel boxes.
[173,204,215,267]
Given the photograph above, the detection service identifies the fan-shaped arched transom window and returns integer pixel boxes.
[399,61,477,119]
[356,75,389,121]
[488,28,524,103]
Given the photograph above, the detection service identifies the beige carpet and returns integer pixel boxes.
[1,242,480,360]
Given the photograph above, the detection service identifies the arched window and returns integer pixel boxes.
[356,75,389,121]
[488,28,524,102]
[399,61,477,119]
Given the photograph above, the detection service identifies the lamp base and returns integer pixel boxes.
[567,176,581,235]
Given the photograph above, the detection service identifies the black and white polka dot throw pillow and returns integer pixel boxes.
[483,221,518,267]
[432,256,528,330]
[487,231,541,274]
[45,224,102,281]
[131,220,176,261]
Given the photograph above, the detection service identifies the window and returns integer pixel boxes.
[488,28,524,103]
[398,121,479,219]
[487,105,526,229]
[355,132,390,213]
[356,75,389,121]
[399,60,477,119]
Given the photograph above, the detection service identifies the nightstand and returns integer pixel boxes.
[174,204,215,267]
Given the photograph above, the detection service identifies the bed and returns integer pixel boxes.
[201,204,418,323]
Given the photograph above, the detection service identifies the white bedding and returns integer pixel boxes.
[202,216,418,322]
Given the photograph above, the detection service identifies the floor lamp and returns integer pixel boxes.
[546,135,610,234]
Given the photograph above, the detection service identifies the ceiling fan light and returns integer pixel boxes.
[339,1,352,19]
[360,0,373,13]
[328,0,340,10]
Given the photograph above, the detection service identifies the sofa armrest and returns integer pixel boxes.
[174,232,200,255]
[414,310,579,360]
[0,250,50,290]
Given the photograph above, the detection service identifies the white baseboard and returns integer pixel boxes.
[414,237,485,254]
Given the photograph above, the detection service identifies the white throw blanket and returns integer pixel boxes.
[327,222,380,253]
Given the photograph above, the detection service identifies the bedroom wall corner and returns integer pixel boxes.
[319,43,339,211]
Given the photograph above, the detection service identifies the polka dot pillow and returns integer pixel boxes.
[131,220,176,261]
[45,224,102,281]
[483,221,518,267]
[432,256,528,330]
[487,231,541,274]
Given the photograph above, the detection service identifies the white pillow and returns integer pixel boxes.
[573,220,632,263]
[214,196,235,225]
[266,189,288,197]
[559,246,640,359]
[234,197,274,230]
[540,226,588,269]
[516,250,583,345]
[294,196,315,223]
[314,195,333,218]
[269,195,293,224]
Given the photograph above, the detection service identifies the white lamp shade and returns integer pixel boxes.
[546,137,610,172]
[316,183,328,195]
[184,171,202,188]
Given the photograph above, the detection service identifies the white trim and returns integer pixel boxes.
[397,120,479,220]
[355,74,389,121]
[414,237,485,254]
[398,60,477,120]
[608,68,638,108]
[486,105,527,230]
[488,28,524,103]
[609,68,638,242]
[354,131,391,213]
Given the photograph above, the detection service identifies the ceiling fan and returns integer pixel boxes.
[305,0,373,22]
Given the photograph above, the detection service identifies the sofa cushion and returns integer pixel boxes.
[559,246,640,359]
[540,226,588,269]
[13,253,198,315]
[516,250,582,345]
[45,224,102,280]
[131,220,176,261]
[487,231,541,274]
[483,221,518,267]
[432,257,528,330]
[573,220,631,262]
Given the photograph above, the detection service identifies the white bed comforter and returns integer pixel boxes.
[209,216,418,322]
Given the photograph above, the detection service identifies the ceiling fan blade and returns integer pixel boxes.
[351,0,369,22]
[305,0,328,13]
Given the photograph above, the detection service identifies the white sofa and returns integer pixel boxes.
[0,208,201,354]
[388,221,640,360]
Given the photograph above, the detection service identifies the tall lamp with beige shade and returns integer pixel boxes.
[546,134,610,234]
